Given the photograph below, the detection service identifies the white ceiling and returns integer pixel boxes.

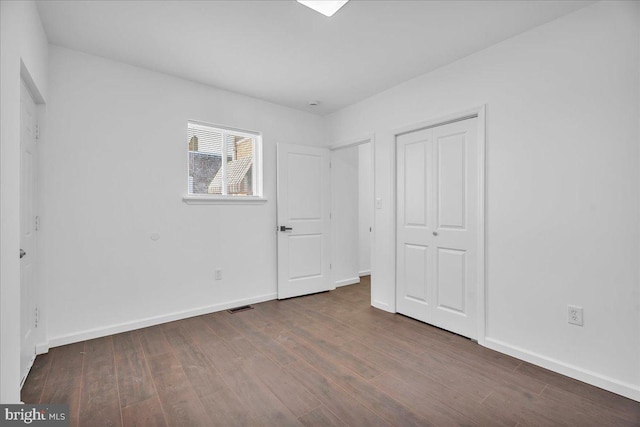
[36,0,592,115]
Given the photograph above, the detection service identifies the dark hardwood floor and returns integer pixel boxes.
[22,277,640,426]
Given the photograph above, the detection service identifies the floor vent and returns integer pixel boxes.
[227,305,254,314]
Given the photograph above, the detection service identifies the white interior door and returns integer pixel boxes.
[277,144,331,299]
[20,80,38,384]
[396,117,478,339]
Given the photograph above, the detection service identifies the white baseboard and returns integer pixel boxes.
[335,277,360,287]
[47,293,277,349]
[484,337,640,402]
[35,342,49,355]
[358,270,371,276]
[372,299,393,313]
[19,358,35,389]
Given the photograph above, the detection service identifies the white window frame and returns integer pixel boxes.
[183,121,266,205]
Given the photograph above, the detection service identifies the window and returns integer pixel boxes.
[185,121,263,203]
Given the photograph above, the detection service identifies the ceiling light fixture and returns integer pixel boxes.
[297,0,349,17]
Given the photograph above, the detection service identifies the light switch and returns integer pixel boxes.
[375,197,382,209]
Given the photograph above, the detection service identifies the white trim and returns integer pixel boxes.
[35,343,49,355]
[47,293,277,348]
[475,105,487,345]
[19,61,45,104]
[330,133,375,151]
[391,106,484,137]
[19,357,35,389]
[390,127,398,314]
[484,337,640,402]
[372,299,392,313]
[370,133,377,309]
[188,120,260,138]
[391,105,487,342]
[335,277,360,287]
[182,195,267,205]
[358,270,371,276]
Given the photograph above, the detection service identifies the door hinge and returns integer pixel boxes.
[329,212,332,219]
[35,123,40,140]
[34,307,39,328]
[330,263,332,269]
[329,161,332,168]
[35,216,40,231]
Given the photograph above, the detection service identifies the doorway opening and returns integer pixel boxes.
[275,139,374,302]
[330,137,374,295]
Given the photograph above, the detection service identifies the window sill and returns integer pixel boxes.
[182,195,268,205]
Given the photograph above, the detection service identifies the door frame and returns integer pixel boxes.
[392,105,486,345]
[330,133,376,297]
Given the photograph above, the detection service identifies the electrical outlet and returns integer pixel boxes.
[568,305,583,326]
[215,269,222,280]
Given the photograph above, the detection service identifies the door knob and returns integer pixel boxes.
[280,226,293,232]
[20,249,26,259]
[432,231,438,236]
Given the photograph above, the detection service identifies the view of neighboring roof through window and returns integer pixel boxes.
[187,122,263,200]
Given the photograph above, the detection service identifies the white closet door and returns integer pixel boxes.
[396,117,478,339]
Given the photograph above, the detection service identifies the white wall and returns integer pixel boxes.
[331,145,360,286]
[325,1,640,400]
[42,46,325,346]
[358,143,373,275]
[0,0,49,403]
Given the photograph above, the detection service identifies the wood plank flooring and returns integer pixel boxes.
[22,277,640,426]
